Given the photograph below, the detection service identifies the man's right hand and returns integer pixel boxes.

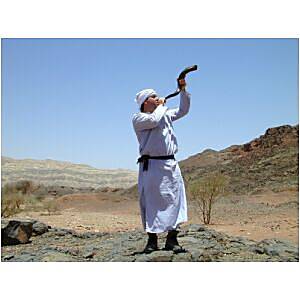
[156,97,166,106]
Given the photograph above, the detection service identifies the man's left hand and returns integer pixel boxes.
[178,79,187,90]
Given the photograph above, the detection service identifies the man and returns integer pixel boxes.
[132,79,190,253]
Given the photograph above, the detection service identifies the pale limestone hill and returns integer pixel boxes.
[1,157,137,189]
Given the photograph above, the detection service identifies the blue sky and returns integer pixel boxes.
[1,38,298,170]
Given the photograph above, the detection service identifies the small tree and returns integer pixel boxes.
[189,173,228,224]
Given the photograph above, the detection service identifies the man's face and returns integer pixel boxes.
[143,94,159,113]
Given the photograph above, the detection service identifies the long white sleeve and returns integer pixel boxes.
[132,105,168,131]
[166,90,191,122]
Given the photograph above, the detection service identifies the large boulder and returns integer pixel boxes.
[1,220,33,246]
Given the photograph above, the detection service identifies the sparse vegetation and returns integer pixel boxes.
[1,180,54,217]
[1,191,24,218]
[42,199,59,215]
[4,180,36,195]
[188,173,229,224]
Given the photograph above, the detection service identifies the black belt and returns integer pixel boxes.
[137,155,175,171]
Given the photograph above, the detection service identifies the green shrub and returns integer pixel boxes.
[188,173,229,224]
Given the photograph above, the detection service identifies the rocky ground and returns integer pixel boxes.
[1,222,298,262]
[12,190,298,244]
[2,190,298,262]
[202,191,299,244]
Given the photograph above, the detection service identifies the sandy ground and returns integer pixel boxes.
[205,191,299,245]
[16,190,299,245]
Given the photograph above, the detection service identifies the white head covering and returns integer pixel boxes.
[135,88,157,108]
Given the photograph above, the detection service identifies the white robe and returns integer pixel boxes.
[132,90,191,233]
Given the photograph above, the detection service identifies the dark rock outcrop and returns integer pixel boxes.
[32,220,50,236]
[1,219,49,246]
[2,220,33,246]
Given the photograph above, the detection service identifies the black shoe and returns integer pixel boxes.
[164,230,186,253]
[144,233,158,254]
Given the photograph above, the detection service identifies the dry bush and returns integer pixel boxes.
[23,194,45,212]
[4,180,36,195]
[188,173,229,224]
[42,199,60,215]
[1,191,25,218]
[15,180,36,194]
[1,181,44,217]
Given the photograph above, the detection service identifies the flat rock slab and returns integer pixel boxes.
[172,252,192,262]
[40,252,77,262]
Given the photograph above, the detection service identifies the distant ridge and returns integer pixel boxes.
[1,157,138,189]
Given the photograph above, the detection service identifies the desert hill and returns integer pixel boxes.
[1,157,137,189]
[180,124,298,194]
[122,124,299,198]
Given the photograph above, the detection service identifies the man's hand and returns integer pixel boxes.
[156,97,166,106]
[178,79,187,91]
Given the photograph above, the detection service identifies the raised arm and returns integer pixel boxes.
[132,104,168,131]
[167,90,191,122]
